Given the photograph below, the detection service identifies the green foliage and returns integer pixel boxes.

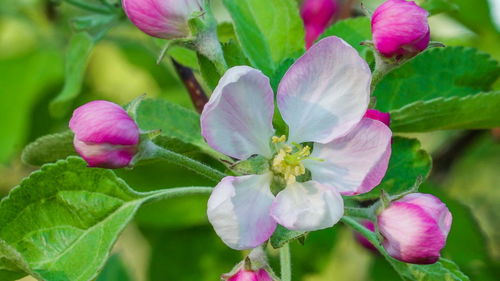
[448,0,497,34]
[134,98,211,154]
[222,40,251,68]
[0,157,146,281]
[143,226,241,281]
[0,48,63,163]
[270,225,306,249]
[21,131,76,166]
[391,92,500,132]
[393,258,470,281]
[96,254,132,281]
[319,17,372,55]
[117,161,212,229]
[197,53,221,90]
[419,0,458,15]
[356,137,431,200]
[374,47,500,111]
[50,32,95,118]
[223,0,305,76]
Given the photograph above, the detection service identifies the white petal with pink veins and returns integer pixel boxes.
[277,36,371,144]
[207,173,277,250]
[270,181,344,231]
[304,118,392,195]
[201,66,275,160]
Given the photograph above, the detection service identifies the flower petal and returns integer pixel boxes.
[304,118,392,195]
[277,36,371,144]
[69,100,139,145]
[270,181,343,231]
[201,66,275,159]
[207,173,277,250]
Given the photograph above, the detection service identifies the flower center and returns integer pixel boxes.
[271,135,312,184]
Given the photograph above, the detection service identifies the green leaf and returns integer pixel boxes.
[217,22,237,43]
[223,0,305,76]
[144,226,241,281]
[72,14,117,32]
[96,254,131,281]
[355,137,431,200]
[0,157,146,281]
[319,17,372,55]
[270,225,307,248]
[50,32,95,118]
[393,258,470,281]
[134,98,211,154]
[21,131,76,166]
[197,53,221,90]
[448,0,497,34]
[0,48,63,163]
[223,40,251,68]
[270,58,295,91]
[390,92,500,132]
[419,0,458,15]
[168,46,200,71]
[374,47,500,111]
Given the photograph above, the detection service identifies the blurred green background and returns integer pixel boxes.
[0,0,499,280]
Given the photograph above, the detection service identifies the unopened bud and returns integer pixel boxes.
[69,100,140,168]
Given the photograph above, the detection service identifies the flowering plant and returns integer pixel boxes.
[0,0,499,280]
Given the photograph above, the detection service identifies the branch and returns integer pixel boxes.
[171,58,209,114]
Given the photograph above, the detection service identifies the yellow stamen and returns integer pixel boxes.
[271,139,311,184]
[272,135,287,144]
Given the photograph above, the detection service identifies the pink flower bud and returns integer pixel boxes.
[69,100,140,169]
[225,269,274,281]
[371,0,430,58]
[377,193,452,264]
[122,0,203,39]
[364,109,390,127]
[300,0,338,49]
[354,220,378,252]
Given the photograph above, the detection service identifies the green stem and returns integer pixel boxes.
[189,1,228,76]
[370,52,397,94]
[344,207,375,220]
[280,243,292,281]
[341,217,406,281]
[151,145,226,183]
[141,186,213,204]
[63,0,111,14]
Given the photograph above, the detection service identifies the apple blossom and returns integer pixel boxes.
[203,36,392,250]
[69,100,139,169]
[378,193,452,264]
[122,0,203,39]
[300,0,338,48]
[372,0,430,58]
[224,269,274,281]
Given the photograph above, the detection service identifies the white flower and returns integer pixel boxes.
[202,36,392,250]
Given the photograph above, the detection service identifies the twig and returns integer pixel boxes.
[171,58,209,113]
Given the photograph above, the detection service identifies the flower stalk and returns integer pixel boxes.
[280,243,292,281]
[142,186,213,204]
[137,142,226,183]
